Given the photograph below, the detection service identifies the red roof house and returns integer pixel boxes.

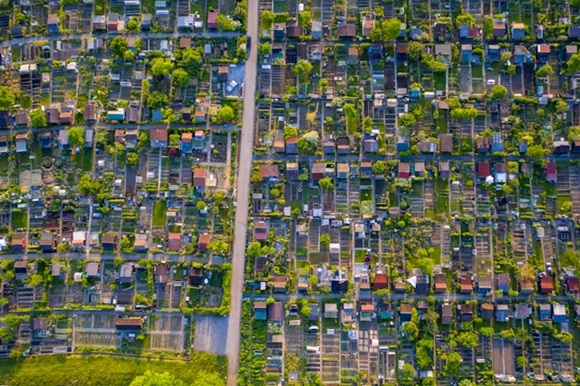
[208,9,218,29]
[373,273,387,290]
[545,162,557,182]
[539,276,554,294]
[198,233,211,253]
[254,221,268,241]
[168,233,181,252]
[478,162,491,178]
[567,276,579,294]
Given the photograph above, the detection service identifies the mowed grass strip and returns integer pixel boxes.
[0,353,227,386]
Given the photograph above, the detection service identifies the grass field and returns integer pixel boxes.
[438,110,449,132]
[11,211,28,230]
[0,156,8,176]
[435,179,449,215]
[152,200,167,227]
[74,149,93,171]
[434,72,446,91]
[471,64,483,79]
[0,353,227,386]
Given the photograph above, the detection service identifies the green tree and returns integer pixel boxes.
[284,126,298,140]
[123,50,134,61]
[297,130,320,154]
[560,200,573,214]
[415,257,434,276]
[407,42,424,62]
[416,339,433,368]
[297,137,316,154]
[258,42,270,56]
[455,331,479,348]
[246,241,262,260]
[68,127,85,149]
[500,51,512,63]
[554,98,568,114]
[191,371,225,386]
[421,378,436,386]
[172,68,191,88]
[450,107,479,120]
[536,63,554,78]
[299,10,311,28]
[422,54,448,72]
[147,91,169,109]
[516,356,528,370]
[126,18,139,32]
[207,240,229,255]
[381,18,401,41]
[151,57,174,77]
[0,86,14,111]
[526,144,545,159]
[490,84,508,100]
[398,113,416,129]
[169,133,180,148]
[372,160,386,175]
[130,371,186,386]
[567,52,580,75]
[260,10,275,29]
[400,363,415,382]
[299,300,312,319]
[217,14,238,31]
[77,174,102,196]
[320,233,331,246]
[500,328,515,340]
[109,36,128,58]
[456,12,476,26]
[293,59,313,83]
[0,326,15,343]
[251,170,263,184]
[319,177,334,190]
[217,106,235,123]
[196,201,207,211]
[401,321,419,341]
[444,352,462,377]
[30,108,47,127]
[180,47,203,74]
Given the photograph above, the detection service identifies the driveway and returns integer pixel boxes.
[225,0,259,383]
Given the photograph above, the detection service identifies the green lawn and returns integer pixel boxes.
[141,0,154,13]
[94,0,107,14]
[207,0,218,10]
[557,194,571,214]
[152,200,167,227]
[309,252,328,264]
[471,64,483,79]
[430,247,441,264]
[11,210,28,230]
[0,156,8,176]
[291,200,302,212]
[435,179,449,215]
[273,0,286,13]
[412,180,422,197]
[438,110,449,132]
[0,354,227,386]
[361,189,372,201]
[74,149,93,171]
[434,72,446,91]
[355,249,366,263]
